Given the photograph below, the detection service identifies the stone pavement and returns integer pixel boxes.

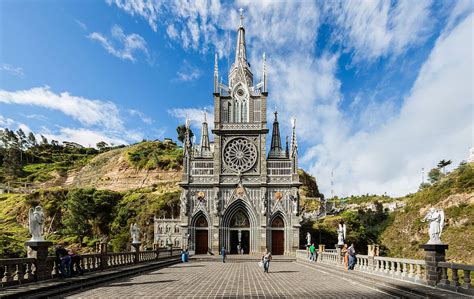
[63,261,414,298]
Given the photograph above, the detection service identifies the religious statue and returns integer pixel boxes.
[337,222,346,245]
[306,232,311,245]
[130,223,140,244]
[421,208,445,244]
[28,206,45,241]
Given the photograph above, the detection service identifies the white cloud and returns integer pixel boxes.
[88,25,149,62]
[176,60,202,82]
[42,127,129,148]
[304,13,474,197]
[168,106,214,132]
[128,109,153,124]
[325,0,433,62]
[0,86,123,130]
[0,63,24,77]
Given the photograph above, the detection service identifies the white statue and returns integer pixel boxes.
[422,208,445,244]
[130,223,140,244]
[337,223,346,245]
[28,206,45,241]
[306,232,311,245]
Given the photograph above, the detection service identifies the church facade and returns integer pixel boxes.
[156,12,301,255]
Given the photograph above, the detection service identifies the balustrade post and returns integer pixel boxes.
[25,241,52,281]
[132,242,141,264]
[99,242,108,271]
[419,244,448,286]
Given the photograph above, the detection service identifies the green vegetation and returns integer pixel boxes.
[125,141,183,170]
[0,186,180,258]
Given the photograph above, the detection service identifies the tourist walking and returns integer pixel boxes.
[348,243,356,270]
[262,249,272,273]
[341,244,349,270]
[221,246,227,263]
[309,243,316,262]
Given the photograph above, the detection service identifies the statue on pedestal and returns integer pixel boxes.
[28,206,45,241]
[421,208,445,244]
[337,222,346,245]
[130,223,141,244]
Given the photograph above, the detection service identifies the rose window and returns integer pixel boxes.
[223,138,257,173]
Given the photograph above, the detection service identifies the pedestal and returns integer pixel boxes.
[25,241,53,281]
[132,242,141,264]
[420,244,448,286]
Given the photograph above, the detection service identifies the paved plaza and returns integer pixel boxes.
[64,261,409,298]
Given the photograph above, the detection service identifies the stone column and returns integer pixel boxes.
[132,242,141,264]
[420,244,449,286]
[99,242,108,270]
[25,241,52,281]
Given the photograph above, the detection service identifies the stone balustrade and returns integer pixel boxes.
[0,247,180,289]
[438,262,473,292]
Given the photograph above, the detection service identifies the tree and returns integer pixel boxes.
[437,159,452,175]
[176,124,194,144]
[96,141,108,150]
[428,168,442,184]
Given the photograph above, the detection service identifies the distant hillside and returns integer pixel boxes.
[381,163,474,264]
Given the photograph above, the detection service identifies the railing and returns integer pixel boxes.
[438,262,473,291]
[0,258,36,288]
[1,247,181,289]
[297,250,427,284]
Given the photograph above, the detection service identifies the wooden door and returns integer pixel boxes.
[271,230,284,255]
[195,230,208,254]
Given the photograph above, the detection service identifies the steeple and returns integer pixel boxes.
[213,53,218,94]
[199,109,210,154]
[290,118,298,173]
[228,8,253,89]
[269,110,283,158]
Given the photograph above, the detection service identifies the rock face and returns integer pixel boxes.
[41,148,181,192]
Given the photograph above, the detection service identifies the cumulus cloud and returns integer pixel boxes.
[88,25,149,62]
[0,86,123,130]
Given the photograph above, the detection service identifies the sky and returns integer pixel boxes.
[0,0,473,197]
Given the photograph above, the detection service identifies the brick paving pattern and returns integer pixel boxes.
[65,261,398,298]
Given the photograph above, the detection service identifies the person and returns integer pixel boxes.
[262,249,272,273]
[221,246,226,263]
[348,243,356,270]
[68,247,83,276]
[55,246,71,278]
[341,244,349,271]
[309,243,316,262]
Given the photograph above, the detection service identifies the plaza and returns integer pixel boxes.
[63,260,411,298]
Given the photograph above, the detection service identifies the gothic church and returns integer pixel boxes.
[155,11,301,255]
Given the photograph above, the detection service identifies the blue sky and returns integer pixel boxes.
[1,0,473,197]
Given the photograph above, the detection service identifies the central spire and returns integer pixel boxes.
[229,8,253,89]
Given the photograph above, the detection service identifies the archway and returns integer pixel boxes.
[221,199,258,254]
[193,214,209,254]
[271,215,285,255]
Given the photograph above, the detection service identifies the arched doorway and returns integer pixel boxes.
[194,215,208,254]
[229,210,250,254]
[271,216,285,255]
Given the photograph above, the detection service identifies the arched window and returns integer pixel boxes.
[271,216,284,228]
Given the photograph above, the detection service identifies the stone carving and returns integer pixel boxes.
[306,232,311,245]
[421,208,445,244]
[130,223,140,244]
[337,222,346,245]
[28,206,45,241]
